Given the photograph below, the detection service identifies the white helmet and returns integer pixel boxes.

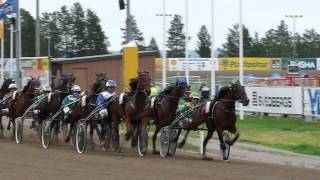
[8,83,17,89]
[106,80,117,87]
[71,85,81,92]
[42,85,52,92]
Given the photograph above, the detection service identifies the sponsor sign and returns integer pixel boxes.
[304,87,320,116]
[317,58,320,70]
[281,58,317,70]
[32,58,49,70]
[219,58,271,71]
[242,86,303,114]
[168,58,218,71]
[22,68,49,86]
[271,58,281,70]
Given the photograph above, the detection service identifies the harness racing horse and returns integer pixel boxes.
[108,71,151,155]
[150,81,188,154]
[0,78,15,137]
[64,73,108,146]
[37,75,75,140]
[8,77,41,138]
[178,81,249,160]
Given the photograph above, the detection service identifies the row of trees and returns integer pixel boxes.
[2,2,319,58]
[219,21,320,58]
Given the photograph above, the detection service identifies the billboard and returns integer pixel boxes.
[219,58,271,71]
[168,58,218,71]
[281,58,317,70]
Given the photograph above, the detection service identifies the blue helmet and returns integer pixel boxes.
[175,77,187,86]
[106,80,117,87]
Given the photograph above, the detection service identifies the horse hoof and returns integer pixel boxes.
[202,156,213,161]
[7,127,10,130]
[223,159,230,163]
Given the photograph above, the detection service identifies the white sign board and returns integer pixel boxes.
[242,86,303,115]
[168,58,219,71]
[317,58,320,70]
[304,87,320,116]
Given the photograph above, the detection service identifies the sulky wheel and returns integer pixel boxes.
[15,117,24,144]
[159,126,170,158]
[76,120,87,154]
[220,131,231,161]
[168,129,178,156]
[41,120,52,149]
[137,130,148,157]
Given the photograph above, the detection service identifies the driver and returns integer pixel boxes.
[96,80,117,120]
[62,85,81,122]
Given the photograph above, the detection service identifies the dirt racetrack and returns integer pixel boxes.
[0,126,319,180]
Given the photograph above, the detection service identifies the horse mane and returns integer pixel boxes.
[216,86,230,99]
[160,85,175,95]
[129,78,138,92]
[22,79,32,94]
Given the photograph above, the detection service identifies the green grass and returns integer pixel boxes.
[236,116,320,156]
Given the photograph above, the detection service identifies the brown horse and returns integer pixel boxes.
[178,81,249,160]
[8,77,41,137]
[149,81,188,154]
[0,78,15,137]
[108,71,151,155]
[64,73,108,145]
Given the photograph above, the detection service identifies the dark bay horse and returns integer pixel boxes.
[150,81,188,154]
[64,73,108,145]
[0,78,15,137]
[37,75,75,138]
[8,77,41,137]
[108,71,151,155]
[178,81,249,160]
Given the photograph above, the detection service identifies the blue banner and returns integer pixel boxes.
[0,0,16,19]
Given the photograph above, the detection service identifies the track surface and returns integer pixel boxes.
[0,127,319,180]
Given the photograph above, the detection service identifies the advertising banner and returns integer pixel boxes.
[271,58,281,70]
[304,87,320,116]
[219,58,271,71]
[243,86,303,114]
[168,58,218,71]
[281,58,317,70]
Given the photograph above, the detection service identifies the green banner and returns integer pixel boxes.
[281,58,317,70]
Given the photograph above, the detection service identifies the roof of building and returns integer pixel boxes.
[51,51,157,64]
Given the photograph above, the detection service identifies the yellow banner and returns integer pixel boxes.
[123,47,138,92]
[219,58,271,71]
[32,58,49,70]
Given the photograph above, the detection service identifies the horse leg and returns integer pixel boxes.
[65,121,74,143]
[112,116,122,154]
[178,130,190,148]
[89,121,96,150]
[138,116,149,154]
[7,118,11,130]
[228,127,240,146]
[152,126,160,154]
[125,116,133,141]
[202,121,214,160]
[216,126,228,161]
[0,115,3,137]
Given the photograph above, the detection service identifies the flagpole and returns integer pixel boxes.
[0,0,4,83]
[15,0,22,88]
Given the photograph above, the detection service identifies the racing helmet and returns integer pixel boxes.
[106,80,117,87]
[71,85,81,92]
[42,85,52,92]
[8,83,17,89]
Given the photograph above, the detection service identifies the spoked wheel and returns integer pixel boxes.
[220,131,231,161]
[137,130,148,157]
[168,130,178,156]
[41,120,52,149]
[102,124,112,152]
[159,126,170,158]
[76,120,87,154]
[15,117,24,144]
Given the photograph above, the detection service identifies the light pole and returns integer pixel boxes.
[15,0,22,89]
[126,0,132,43]
[185,0,189,84]
[156,0,171,89]
[239,0,244,120]
[210,0,216,98]
[36,0,40,57]
[285,15,303,59]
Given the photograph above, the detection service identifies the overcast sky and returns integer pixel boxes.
[21,0,320,51]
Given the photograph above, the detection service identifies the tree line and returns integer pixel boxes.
[2,2,319,58]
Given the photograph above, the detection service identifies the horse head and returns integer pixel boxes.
[173,77,188,98]
[0,78,15,95]
[93,73,108,93]
[230,80,249,106]
[22,77,41,96]
[136,70,151,96]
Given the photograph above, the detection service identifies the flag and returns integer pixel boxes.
[0,0,16,20]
